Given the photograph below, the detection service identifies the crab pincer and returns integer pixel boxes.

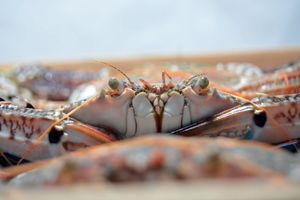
[172,93,300,146]
[0,103,113,166]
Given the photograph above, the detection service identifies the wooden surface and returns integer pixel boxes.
[2,180,300,200]
[55,48,300,70]
[1,48,300,71]
[43,48,300,70]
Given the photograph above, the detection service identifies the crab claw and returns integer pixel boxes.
[171,104,256,139]
[0,104,114,165]
[172,102,300,145]
[1,118,114,165]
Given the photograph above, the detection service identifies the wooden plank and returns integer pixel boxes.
[1,48,300,71]
[35,48,300,69]
[1,180,300,200]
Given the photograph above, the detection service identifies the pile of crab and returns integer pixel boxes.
[0,60,300,186]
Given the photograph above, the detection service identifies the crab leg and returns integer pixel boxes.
[173,93,300,144]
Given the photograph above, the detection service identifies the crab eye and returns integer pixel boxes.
[108,77,120,90]
[197,76,209,89]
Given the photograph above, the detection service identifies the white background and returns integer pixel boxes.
[0,0,299,62]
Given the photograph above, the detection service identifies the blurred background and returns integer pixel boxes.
[0,0,300,62]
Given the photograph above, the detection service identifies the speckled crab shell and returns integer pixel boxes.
[4,135,297,186]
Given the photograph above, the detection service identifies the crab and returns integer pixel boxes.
[0,60,300,184]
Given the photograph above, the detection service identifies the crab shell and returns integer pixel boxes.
[5,135,295,185]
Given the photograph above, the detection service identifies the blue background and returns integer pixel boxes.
[0,0,299,62]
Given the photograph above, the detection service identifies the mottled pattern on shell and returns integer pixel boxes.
[8,136,297,186]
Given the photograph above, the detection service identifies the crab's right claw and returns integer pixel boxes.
[172,102,300,145]
[171,104,257,139]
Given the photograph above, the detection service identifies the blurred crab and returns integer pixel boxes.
[0,60,300,184]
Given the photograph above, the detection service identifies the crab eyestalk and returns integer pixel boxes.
[191,75,210,94]
[108,77,120,90]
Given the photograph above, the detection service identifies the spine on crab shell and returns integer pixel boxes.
[0,103,62,120]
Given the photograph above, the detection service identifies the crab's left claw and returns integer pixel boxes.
[0,109,114,164]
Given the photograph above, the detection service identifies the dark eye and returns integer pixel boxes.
[108,77,120,90]
[197,76,209,89]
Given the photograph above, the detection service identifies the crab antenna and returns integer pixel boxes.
[95,60,135,86]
